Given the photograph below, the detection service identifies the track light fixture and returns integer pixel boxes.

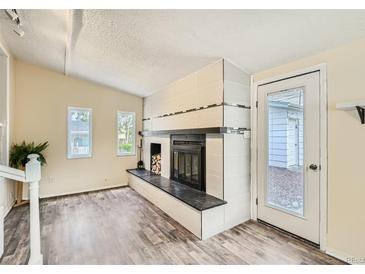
[4,9,25,37]
[5,9,18,21]
[14,24,25,37]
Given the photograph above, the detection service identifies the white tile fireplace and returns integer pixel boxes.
[128,59,251,239]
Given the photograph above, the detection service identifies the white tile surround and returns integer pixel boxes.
[206,134,224,199]
[224,134,251,228]
[142,136,170,178]
[128,173,202,237]
[129,59,251,239]
[143,60,224,120]
[128,173,226,240]
[144,106,224,131]
[224,106,250,128]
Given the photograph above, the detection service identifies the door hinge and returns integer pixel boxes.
[256,198,258,205]
[256,101,258,108]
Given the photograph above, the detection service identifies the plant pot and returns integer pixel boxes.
[13,165,29,207]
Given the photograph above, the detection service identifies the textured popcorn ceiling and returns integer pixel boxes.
[1,9,365,97]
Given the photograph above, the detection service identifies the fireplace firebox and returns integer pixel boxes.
[170,134,205,191]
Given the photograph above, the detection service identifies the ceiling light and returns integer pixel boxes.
[5,9,18,21]
[5,9,25,38]
[13,24,24,37]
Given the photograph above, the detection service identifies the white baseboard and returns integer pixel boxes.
[0,178,15,218]
[325,247,356,264]
[3,201,15,218]
[39,183,128,199]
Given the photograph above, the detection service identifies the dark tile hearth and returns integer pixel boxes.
[127,169,226,211]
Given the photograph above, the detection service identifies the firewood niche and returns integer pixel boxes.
[150,143,161,175]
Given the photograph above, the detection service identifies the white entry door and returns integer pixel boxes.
[257,72,320,244]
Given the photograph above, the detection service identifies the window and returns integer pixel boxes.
[68,107,92,159]
[117,111,136,156]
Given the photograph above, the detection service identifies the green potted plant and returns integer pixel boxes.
[9,141,49,207]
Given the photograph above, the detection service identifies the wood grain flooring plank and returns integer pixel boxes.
[0,187,345,265]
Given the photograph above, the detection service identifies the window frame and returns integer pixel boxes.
[116,111,136,157]
[67,106,93,159]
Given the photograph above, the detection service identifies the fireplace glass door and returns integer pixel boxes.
[173,150,201,189]
[171,134,205,191]
[172,146,204,190]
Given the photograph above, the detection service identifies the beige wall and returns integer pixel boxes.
[14,60,143,198]
[254,38,365,260]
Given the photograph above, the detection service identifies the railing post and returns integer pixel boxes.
[25,154,43,265]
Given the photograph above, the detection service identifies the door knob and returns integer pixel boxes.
[309,164,318,171]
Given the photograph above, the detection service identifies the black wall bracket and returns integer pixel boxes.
[356,106,365,124]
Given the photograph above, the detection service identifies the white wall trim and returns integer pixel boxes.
[0,40,10,166]
[38,183,127,199]
[251,64,328,251]
[0,40,11,259]
[318,63,328,252]
[116,111,137,157]
[3,200,15,217]
[67,106,93,159]
[325,247,352,264]
[250,75,257,220]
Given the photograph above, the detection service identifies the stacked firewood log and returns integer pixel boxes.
[151,153,161,175]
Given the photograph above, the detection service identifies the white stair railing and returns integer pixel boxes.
[0,154,43,265]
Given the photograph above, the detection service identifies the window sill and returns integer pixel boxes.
[116,153,136,157]
[67,155,92,159]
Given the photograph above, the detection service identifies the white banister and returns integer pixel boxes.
[0,154,43,265]
[25,154,43,265]
[0,165,25,182]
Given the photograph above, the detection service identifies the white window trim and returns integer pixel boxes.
[67,106,93,159]
[116,111,136,157]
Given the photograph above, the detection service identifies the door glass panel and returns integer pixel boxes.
[267,87,304,216]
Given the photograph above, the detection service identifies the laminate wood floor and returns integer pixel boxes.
[0,187,344,265]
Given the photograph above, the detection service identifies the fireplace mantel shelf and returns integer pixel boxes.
[127,169,226,211]
[139,127,249,137]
